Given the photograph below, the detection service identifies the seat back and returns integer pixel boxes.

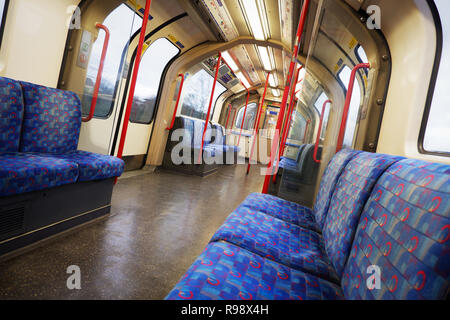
[211,123,225,146]
[166,116,194,152]
[0,77,24,152]
[192,118,211,149]
[19,81,82,154]
[312,149,361,229]
[341,159,450,299]
[322,152,404,277]
[295,144,307,163]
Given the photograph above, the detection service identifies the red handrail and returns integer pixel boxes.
[247,71,270,174]
[335,63,370,153]
[313,99,331,163]
[166,73,185,130]
[262,0,310,194]
[230,109,237,130]
[82,24,110,122]
[225,104,232,129]
[236,85,250,146]
[272,65,301,183]
[116,0,152,162]
[303,119,311,143]
[197,53,222,164]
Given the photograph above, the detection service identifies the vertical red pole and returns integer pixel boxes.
[335,63,370,153]
[272,65,301,183]
[303,120,311,143]
[231,109,237,130]
[237,87,250,146]
[83,24,110,122]
[262,0,310,194]
[166,74,185,130]
[313,100,331,163]
[116,0,152,160]
[198,53,222,164]
[225,104,232,129]
[247,71,270,174]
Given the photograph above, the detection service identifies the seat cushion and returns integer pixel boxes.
[239,193,320,233]
[0,77,24,152]
[39,151,125,182]
[210,208,340,283]
[313,149,361,229]
[342,159,450,300]
[0,152,78,197]
[19,81,82,154]
[323,152,404,277]
[165,242,344,300]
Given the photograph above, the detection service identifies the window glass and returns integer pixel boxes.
[338,65,362,148]
[288,110,307,142]
[180,69,227,120]
[356,45,368,63]
[82,4,142,118]
[235,103,258,130]
[314,92,330,140]
[130,38,179,124]
[0,0,7,47]
[422,0,450,153]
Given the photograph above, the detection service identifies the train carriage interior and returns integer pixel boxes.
[0,0,449,302]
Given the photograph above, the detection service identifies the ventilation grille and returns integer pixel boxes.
[0,206,25,237]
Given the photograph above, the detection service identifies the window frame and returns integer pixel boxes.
[354,44,369,76]
[0,0,9,50]
[418,0,449,157]
[129,37,180,124]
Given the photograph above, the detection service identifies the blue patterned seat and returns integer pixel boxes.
[341,159,450,299]
[0,153,78,197]
[0,77,24,153]
[166,242,344,300]
[38,151,124,182]
[240,149,361,232]
[210,207,340,283]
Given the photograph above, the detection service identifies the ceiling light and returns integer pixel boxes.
[257,46,272,71]
[241,0,266,41]
[257,0,270,39]
[221,51,239,72]
[272,89,280,97]
[236,72,251,88]
[268,73,277,87]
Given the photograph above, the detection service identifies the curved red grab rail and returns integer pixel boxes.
[335,63,370,153]
[262,0,311,194]
[313,99,332,163]
[303,119,311,143]
[225,104,232,129]
[82,24,110,122]
[198,53,222,164]
[166,73,185,130]
[237,85,250,146]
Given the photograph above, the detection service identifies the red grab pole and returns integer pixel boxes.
[336,63,370,153]
[237,86,250,146]
[303,119,311,143]
[116,0,152,161]
[83,24,110,122]
[272,65,302,183]
[166,74,185,130]
[314,99,331,163]
[247,71,270,174]
[198,53,222,164]
[262,0,310,194]
[225,104,232,129]
[231,109,237,130]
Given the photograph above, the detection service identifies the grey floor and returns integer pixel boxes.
[0,164,265,299]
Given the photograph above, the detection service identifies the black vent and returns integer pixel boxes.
[0,206,25,237]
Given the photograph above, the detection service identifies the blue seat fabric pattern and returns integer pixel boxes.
[0,77,24,152]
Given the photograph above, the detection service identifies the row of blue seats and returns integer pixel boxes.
[0,76,124,197]
[166,149,449,299]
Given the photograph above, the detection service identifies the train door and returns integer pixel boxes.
[59,1,184,170]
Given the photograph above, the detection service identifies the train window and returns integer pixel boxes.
[288,110,307,142]
[0,0,8,49]
[338,65,362,148]
[81,4,142,118]
[235,103,258,130]
[180,69,226,120]
[129,38,179,124]
[355,44,368,63]
[314,92,330,140]
[420,0,450,154]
